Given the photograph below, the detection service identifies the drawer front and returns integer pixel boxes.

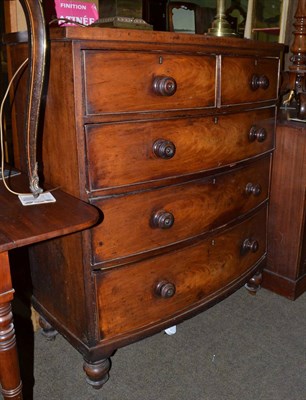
[95,206,267,339]
[221,57,279,105]
[83,51,216,115]
[85,108,275,191]
[91,156,270,265]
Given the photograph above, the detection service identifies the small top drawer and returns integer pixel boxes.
[85,107,275,192]
[83,51,216,115]
[221,56,279,105]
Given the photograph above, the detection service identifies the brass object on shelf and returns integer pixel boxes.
[93,0,152,30]
[207,0,238,37]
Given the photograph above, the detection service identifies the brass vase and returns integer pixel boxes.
[207,0,237,37]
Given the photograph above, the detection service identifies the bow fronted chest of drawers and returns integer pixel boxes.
[6,28,283,388]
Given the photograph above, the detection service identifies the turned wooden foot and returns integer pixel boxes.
[83,358,111,389]
[245,270,262,295]
[39,316,58,340]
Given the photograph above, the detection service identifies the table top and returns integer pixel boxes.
[0,172,100,252]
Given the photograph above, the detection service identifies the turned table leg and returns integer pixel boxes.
[83,358,111,389]
[0,252,23,400]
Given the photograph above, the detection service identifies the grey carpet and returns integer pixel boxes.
[8,287,306,399]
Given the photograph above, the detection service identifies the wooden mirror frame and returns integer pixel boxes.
[168,2,201,34]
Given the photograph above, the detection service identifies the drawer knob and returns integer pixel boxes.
[155,281,176,298]
[152,210,175,229]
[245,183,262,196]
[241,238,259,255]
[248,126,267,142]
[251,74,270,90]
[153,139,176,159]
[153,76,177,96]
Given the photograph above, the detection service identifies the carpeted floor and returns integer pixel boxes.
[8,286,306,400]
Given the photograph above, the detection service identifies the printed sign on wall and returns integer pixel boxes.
[49,0,99,26]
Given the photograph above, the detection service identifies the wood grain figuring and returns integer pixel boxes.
[86,108,275,191]
[91,156,270,265]
[221,57,280,105]
[84,51,216,114]
[5,28,282,389]
[97,207,267,338]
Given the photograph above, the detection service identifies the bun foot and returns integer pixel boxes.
[245,270,262,295]
[39,316,58,340]
[83,358,111,389]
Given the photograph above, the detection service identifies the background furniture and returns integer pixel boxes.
[168,2,201,33]
[263,113,306,299]
[244,0,290,43]
[142,0,168,31]
[262,0,306,300]
[5,27,282,390]
[0,173,99,400]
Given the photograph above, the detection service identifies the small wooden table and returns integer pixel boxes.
[0,173,99,400]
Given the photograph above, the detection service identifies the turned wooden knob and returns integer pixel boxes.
[248,126,267,142]
[245,183,262,196]
[153,75,177,96]
[251,74,269,90]
[241,238,259,255]
[151,210,175,229]
[155,281,176,298]
[153,139,176,159]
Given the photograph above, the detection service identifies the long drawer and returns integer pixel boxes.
[85,107,275,192]
[95,206,267,339]
[221,56,279,105]
[83,51,216,115]
[91,156,270,266]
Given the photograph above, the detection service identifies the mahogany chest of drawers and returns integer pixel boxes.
[6,27,283,388]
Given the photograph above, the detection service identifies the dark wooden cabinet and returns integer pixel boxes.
[263,116,306,299]
[142,0,168,31]
[5,28,283,390]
